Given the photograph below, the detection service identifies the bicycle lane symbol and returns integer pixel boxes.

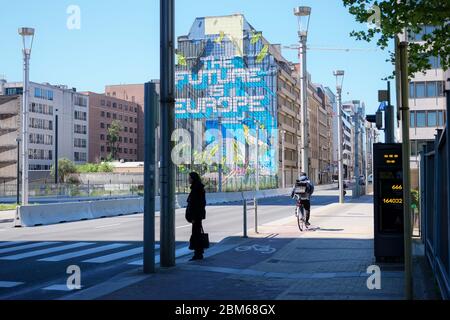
[235,244,277,254]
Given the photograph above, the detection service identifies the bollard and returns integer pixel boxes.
[243,200,248,238]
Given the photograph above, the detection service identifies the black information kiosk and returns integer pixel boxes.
[373,143,404,262]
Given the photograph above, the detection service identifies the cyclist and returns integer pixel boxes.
[291,173,315,227]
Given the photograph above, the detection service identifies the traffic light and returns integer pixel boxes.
[366,111,383,130]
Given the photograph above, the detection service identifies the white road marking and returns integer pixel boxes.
[1,242,94,260]
[82,247,143,264]
[0,281,24,288]
[94,223,122,229]
[38,243,130,262]
[176,224,191,229]
[42,284,83,292]
[0,241,26,248]
[0,242,60,255]
[128,245,191,266]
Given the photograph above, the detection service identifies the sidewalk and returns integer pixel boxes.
[65,196,441,300]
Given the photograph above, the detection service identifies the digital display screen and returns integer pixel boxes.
[378,169,404,233]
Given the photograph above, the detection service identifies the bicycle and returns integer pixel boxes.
[294,194,307,231]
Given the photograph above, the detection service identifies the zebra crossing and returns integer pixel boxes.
[0,241,172,266]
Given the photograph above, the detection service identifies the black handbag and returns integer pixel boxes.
[200,227,210,249]
[189,227,210,250]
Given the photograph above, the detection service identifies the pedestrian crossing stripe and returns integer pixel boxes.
[82,247,143,264]
[38,243,130,262]
[1,242,94,261]
[0,242,163,264]
[0,281,24,288]
[128,245,191,266]
[0,242,61,255]
[0,242,27,248]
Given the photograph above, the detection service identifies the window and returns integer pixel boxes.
[75,96,87,107]
[101,111,105,117]
[100,134,105,141]
[119,104,123,110]
[427,111,437,127]
[74,152,87,162]
[416,111,426,127]
[74,138,87,148]
[415,82,426,98]
[410,112,415,128]
[74,111,87,121]
[107,112,111,118]
[101,100,106,106]
[101,146,105,152]
[426,82,437,97]
[106,101,111,107]
[428,55,441,69]
[438,111,445,126]
[113,113,117,119]
[113,103,117,108]
[124,127,128,133]
[74,124,87,134]
[124,137,128,143]
[100,123,105,129]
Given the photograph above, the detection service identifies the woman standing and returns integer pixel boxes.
[185,172,207,261]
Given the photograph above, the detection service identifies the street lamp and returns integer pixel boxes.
[18,27,35,206]
[16,137,21,205]
[294,6,311,177]
[281,129,287,188]
[334,70,345,204]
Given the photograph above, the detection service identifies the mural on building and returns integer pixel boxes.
[175,15,279,191]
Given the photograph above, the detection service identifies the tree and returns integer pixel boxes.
[50,158,77,183]
[343,0,449,76]
[107,120,122,161]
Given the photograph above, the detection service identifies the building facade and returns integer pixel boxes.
[104,84,146,161]
[1,80,89,173]
[83,92,139,163]
[174,14,309,191]
[399,27,447,187]
[0,95,21,185]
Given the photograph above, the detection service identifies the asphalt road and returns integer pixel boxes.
[0,189,341,300]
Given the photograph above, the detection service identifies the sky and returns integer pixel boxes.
[0,0,395,116]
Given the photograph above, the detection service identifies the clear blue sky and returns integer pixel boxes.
[0,0,395,115]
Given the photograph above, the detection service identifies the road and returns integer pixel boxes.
[0,189,341,300]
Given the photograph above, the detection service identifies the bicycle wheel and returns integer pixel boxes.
[297,206,305,232]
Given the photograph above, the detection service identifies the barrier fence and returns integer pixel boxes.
[420,126,450,299]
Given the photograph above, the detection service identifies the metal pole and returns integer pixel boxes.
[16,139,20,204]
[385,81,395,143]
[143,82,157,274]
[218,116,222,193]
[254,197,258,234]
[337,88,344,203]
[399,41,413,300]
[54,111,58,184]
[353,111,360,199]
[22,51,30,205]
[160,0,176,267]
[255,124,259,234]
[243,199,248,238]
[299,36,309,176]
[281,130,286,188]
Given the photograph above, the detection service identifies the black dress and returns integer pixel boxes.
[185,182,206,256]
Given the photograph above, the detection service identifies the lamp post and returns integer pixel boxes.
[281,129,286,188]
[294,6,311,177]
[54,109,59,184]
[18,27,35,206]
[16,137,21,204]
[334,70,345,204]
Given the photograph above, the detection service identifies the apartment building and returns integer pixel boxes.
[0,80,89,174]
[399,26,447,186]
[0,95,21,185]
[343,100,366,180]
[83,92,139,163]
[104,84,146,161]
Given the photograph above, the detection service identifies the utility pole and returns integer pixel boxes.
[217,115,223,193]
[399,41,413,300]
[281,130,286,188]
[54,109,59,184]
[160,0,176,267]
[143,82,157,274]
[16,138,21,204]
[294,6,311,177]
[334,70,345,204]
[353,109,360,199]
